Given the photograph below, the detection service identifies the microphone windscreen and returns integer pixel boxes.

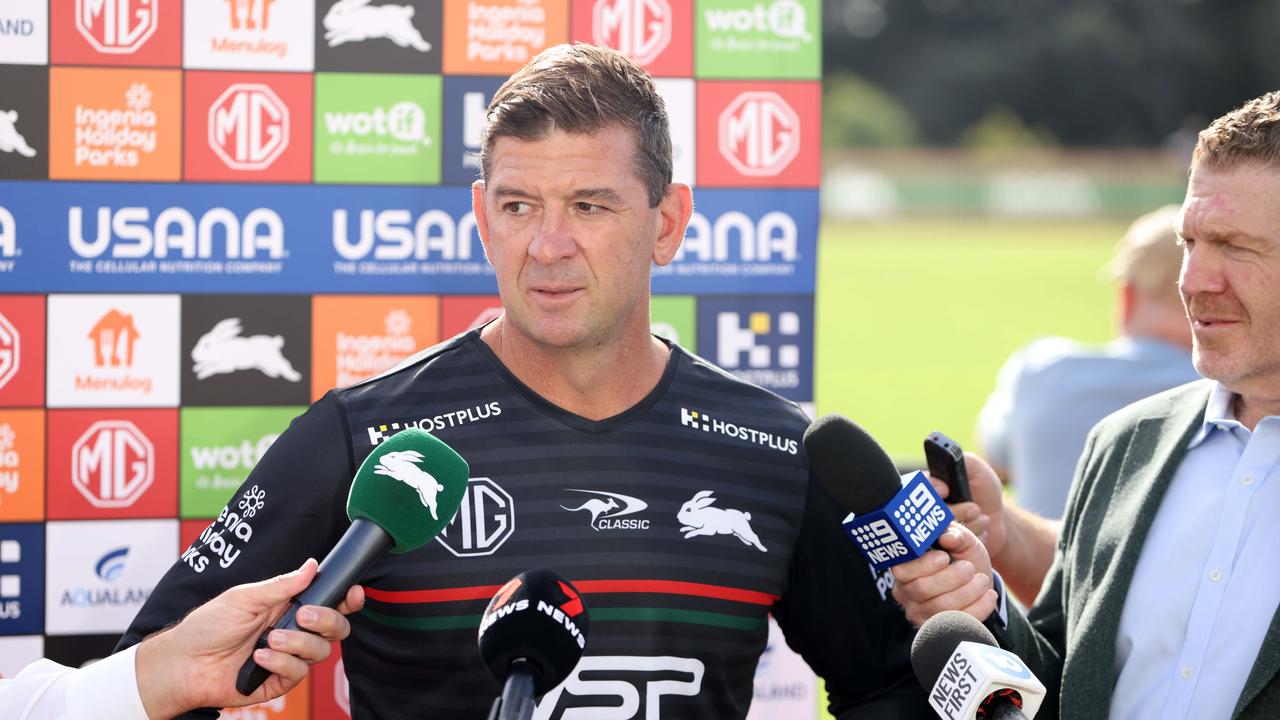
[803,414,902,514]
[345,428,469,553]
[478,568,589,696]
[911,610,999,690]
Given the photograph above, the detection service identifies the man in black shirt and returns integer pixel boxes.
[119,43,928,719]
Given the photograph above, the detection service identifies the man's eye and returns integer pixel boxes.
[504,202,530,214]
[576,202,603,214]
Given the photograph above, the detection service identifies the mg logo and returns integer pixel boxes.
[72,420,155,508]
[0,313,18,391]
[76,0,159,54]
[209,84,289,171]
[593,0,671,66]
[226,0,276,29]
[718,92,800,177]
[436,477,514,557]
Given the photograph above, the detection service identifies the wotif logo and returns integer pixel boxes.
[77,0,158,54]
[332,209,480,261]
[0,312,18,391]
[323,101,432,156]
[69,206,285,260]
[209,83,289,171]
[719,92,800,177]
[561,489,650,531]
[190,433,279,472]
[593,0,671,65]
[72,420,155,508]
[704,0,810,41]
[675,209,797,263]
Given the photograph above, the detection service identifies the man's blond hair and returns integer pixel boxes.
[1193,91,1280,170]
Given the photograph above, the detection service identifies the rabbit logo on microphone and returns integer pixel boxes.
[375,450,445,520]
[192,318,301,382]
[678,490,766,552]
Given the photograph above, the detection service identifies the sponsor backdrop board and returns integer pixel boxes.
[0,1,821,717]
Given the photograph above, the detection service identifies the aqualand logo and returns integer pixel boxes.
[76,0,159,54]
[592,0,671,66]
[678,408,798,455]
[560,489,650,531]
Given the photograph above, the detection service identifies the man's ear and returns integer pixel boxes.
[472,180,492,262]
[653,183,692,267]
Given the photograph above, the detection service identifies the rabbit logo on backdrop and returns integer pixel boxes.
[191,317,301,381]
[677,490,767,552]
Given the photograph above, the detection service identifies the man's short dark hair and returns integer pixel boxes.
[1193,91,1280,171]
[480,43,673,207]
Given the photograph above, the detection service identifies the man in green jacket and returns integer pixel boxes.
[892,90,1280,719]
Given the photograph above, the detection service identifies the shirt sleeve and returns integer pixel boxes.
[771,474,933,719]
[0,647,146,720]
[113,392,354,719]
[976,347,1027,472]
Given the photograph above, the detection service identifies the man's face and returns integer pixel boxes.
[1177,162,1280,395]
[473,125,688,350]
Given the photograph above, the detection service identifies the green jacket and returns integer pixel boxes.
[1005,379,1280,718]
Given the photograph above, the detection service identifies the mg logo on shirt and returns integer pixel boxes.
[72,420,154,508]
[718,91,799,177]
[593,0,671,66]
[76,0,158,54]
[209,83,289,171]
[436,477,514,557]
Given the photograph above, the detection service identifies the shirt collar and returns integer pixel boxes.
[1187,382,1243,449]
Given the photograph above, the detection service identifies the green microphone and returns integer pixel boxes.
[236,428,469,695]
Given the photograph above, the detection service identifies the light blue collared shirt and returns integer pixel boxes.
[1110,382,1280,720]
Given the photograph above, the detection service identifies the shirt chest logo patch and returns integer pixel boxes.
[677,490,767,552]
[561,489,652,531]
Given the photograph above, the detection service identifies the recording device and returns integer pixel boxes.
[479,568,590,720]
[925,430,972,503]
[235,428,470,695]
[803,414,1010,649]
[912,611,1046,720]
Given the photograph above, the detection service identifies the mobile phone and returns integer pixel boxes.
[924,430,972,503]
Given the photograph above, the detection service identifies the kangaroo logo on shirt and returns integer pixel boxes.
[375,450,445,519]
[561,489,650,531]
[677,490,766,552]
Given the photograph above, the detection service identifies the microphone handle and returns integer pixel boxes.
[984,699,1029,720]
[494,661,538,720]
[235,519,393,696]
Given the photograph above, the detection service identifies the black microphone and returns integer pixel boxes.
[479,568,590,720]
[235,428,469,695]
[911,611,1046,719]
[802,414,1011,649]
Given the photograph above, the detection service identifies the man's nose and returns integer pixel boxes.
[528,211,578,264]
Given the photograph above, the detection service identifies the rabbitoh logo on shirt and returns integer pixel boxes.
[375,450,445,520]
[677,490,766,552]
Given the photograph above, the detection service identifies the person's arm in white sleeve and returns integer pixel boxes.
[0,559,364,720]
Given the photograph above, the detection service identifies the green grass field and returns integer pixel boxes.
[813,217,1130,464]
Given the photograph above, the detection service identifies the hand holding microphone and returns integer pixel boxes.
[802,415,1005,644]
[912,611,1045,720]
[235,428,470,695]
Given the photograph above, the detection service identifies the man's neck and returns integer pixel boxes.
[482,318,671,421]
[1234,392,1280,432]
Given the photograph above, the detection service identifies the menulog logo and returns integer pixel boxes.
[76,0,158,54]
[592,0,671,66]
[72,420,154,508]
[719,91,799,177]
[209,83,289,170]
